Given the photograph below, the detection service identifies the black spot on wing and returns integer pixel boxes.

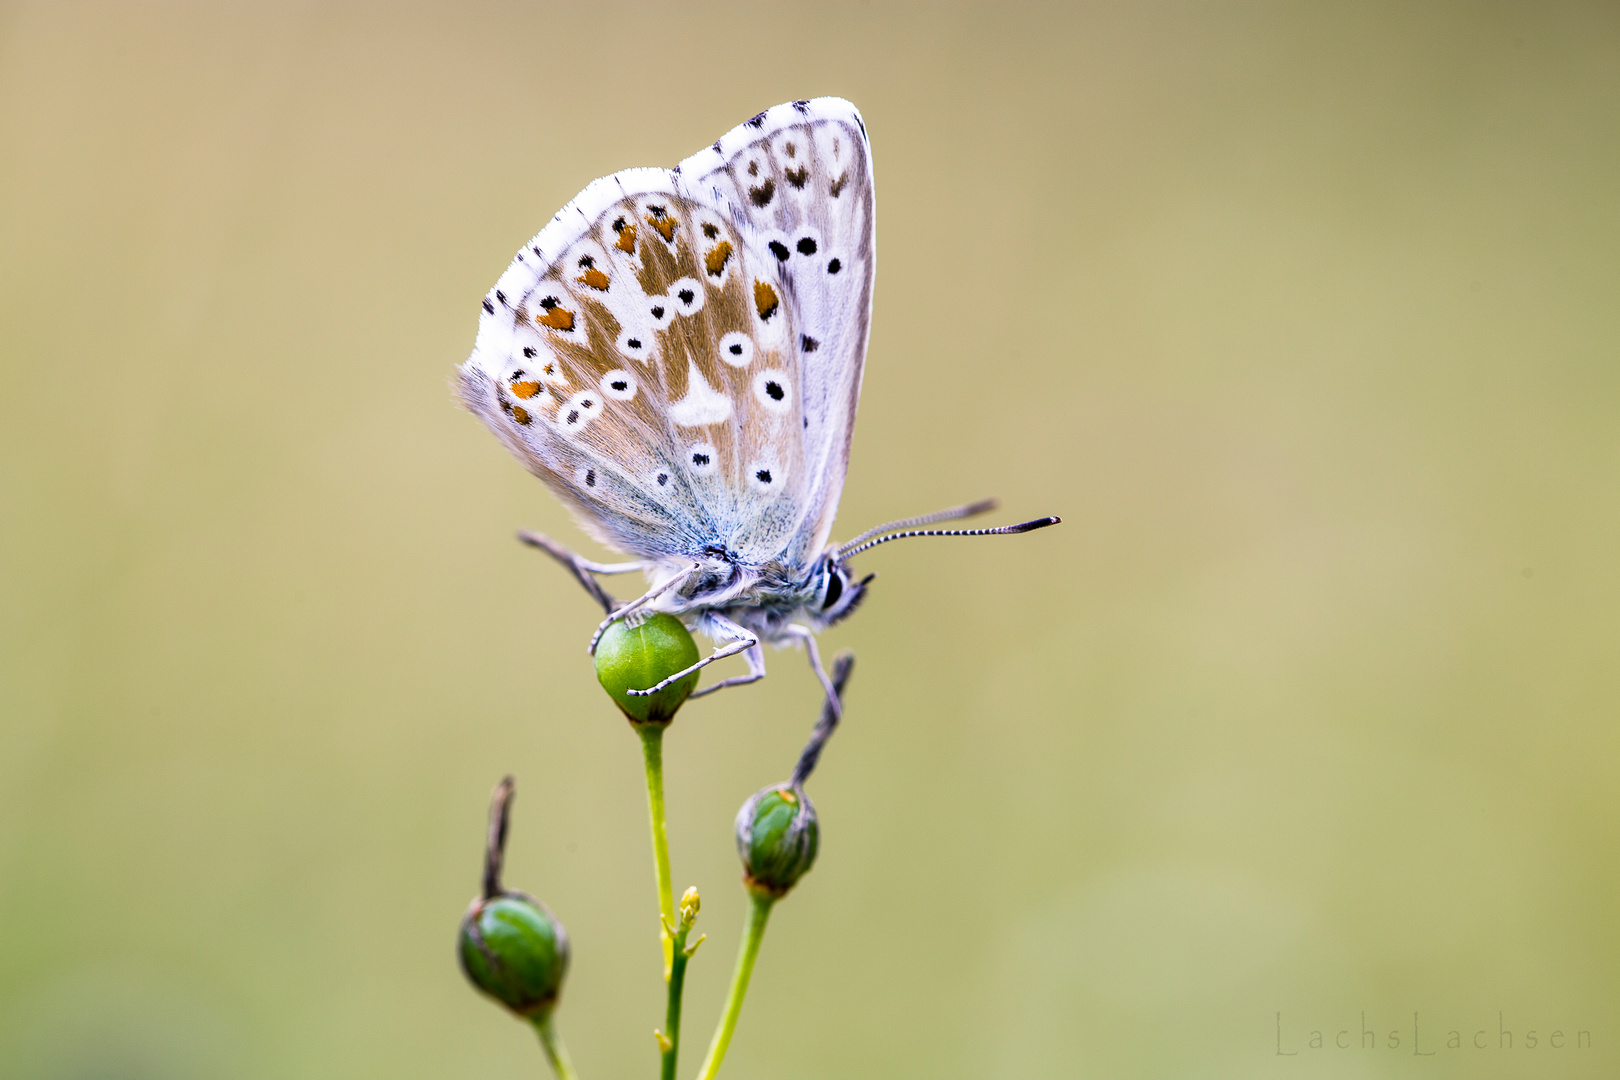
[768,240,790,261]
[481,298,495,315]
[800,335,819,353]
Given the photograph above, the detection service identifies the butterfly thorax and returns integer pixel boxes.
[644,548,863,645]
[647,553,815,627]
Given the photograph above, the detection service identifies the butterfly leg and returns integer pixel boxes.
[517,530,644,615]
[626,613,759,699]
[588,564,700,654]
[688,642,767,699]
[782,624,842,720]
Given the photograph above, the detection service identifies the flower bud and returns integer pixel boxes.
[735,783,819,898]
[594,613,700,726]
[459,777,569,1019]
[679,885,701,926]
[458,891,570,1018]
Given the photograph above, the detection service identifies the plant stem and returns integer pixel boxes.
[661,925,691,1080]
[638,724,676,978]
[531,1013,580,1080]
[695,891,775,1080]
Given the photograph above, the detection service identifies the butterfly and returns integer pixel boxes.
[458,98,1058,714]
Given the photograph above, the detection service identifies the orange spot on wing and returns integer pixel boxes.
[614,222,637,253]
[576,267,610,290]
[510,380,542,399]
[646,212,677,242]
[511,405,531,425]
[537,307,575,331]
[753,280,779,321]
[705,241,733,277]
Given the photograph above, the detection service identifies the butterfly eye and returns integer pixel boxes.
[752,370,792,413]
[600,369,638,401]
[669,277,705,317]
[822,568,844,611]
[718,331,754,368]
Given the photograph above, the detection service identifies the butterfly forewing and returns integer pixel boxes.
[460,98,875,570]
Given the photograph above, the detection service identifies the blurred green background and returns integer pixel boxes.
[3,3,1617,1078]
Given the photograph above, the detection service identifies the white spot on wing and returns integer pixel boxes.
[616,325,653,363]
[686,442,718,475]
[669,277,705,317]
[669,361,733,427]
[718,331,754,368]
[601,369,637,401]
[554,389,604,434]
[752,370,792,413]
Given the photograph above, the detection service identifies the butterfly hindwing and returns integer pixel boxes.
[459,98,874,567]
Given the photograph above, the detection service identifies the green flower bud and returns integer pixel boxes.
[459,777,569,1019]
[736,783,819,898]
[459,891,570,1018]
[594,612,700,725]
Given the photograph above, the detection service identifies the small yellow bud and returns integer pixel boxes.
[654,1030,673,1053]
[679,886,701,925]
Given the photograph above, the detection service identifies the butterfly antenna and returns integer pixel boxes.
[838,516,1061,560]
[837,498,1000,559]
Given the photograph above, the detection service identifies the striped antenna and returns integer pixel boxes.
[838,516,1061,560]
[836,498,999,558]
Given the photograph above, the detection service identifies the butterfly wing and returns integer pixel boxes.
[458,98,874,567]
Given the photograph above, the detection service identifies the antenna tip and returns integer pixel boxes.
[1008,516,1061,533]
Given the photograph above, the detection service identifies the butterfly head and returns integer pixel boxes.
[809,553,874,630]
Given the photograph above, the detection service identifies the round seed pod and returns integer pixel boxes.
[458,891,570,1018]
[736,782,819,898]
[594,613,701,726]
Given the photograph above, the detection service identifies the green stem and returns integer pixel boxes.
[639,724,675,977]
[695,891,775,1080]
[531,1012,580,1080]
[661,926,691,1080]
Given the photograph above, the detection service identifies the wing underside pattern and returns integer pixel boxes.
[460,98,874,566]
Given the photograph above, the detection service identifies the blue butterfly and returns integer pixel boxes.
[459,98,1057,713]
